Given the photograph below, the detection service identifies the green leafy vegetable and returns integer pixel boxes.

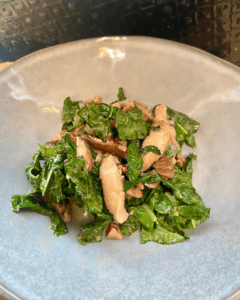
[116,106,148,141]
[11,195,67,236]
[147,189,175,215]
[118,87,126,101]
[140,145,161,155]
[40,154,66,204]
[77,214,111,245]
[175,204,208,218]
[181,153,197,181]
[163,145,180,158]
[64,157,103,215]
[55,133,77,158]
[11,88,210,246]
[90,147,97,160]
[98,103,119,119]
[167,107,200,148]
[125,187,151,210]
[39,144,58,161]
[77,102,110,138]
[129,204,157,231]
[62,97,82,130]
[120,215,140,236]
[111,87,126,104]
[162,166,202,205]
[124,173,162,191]
[141,224,185,244]
[126,141,143,182]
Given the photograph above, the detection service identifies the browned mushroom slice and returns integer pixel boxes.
[84,124,96,136]
[100,155,128,224]
[125,185,143,198]
[141,105,178,171]
[145,182,160,189]
[73,124,85,135]
[84,95,102,106]
[106,223,123,240]
[61,203,73,223]
[111,100,125,109]
[153,156,175,179]
[176,154,186,167]
[51,130,67,144]
[43,194,66,214]
[76,132,127,159]
[76,136,93,171]
[69,132,77,144]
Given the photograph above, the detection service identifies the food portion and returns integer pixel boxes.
[11,88,210,245]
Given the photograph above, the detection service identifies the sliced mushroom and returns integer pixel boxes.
[103,133,114,142]
[145,182,160,189]
[176,154,186,167]
[44,142,56,148]
[76,136,93,171]
[111,100,125,109]
[44,195,66,214]
[122,99,152,121]
[94,150,104,163]
[76,132,127,159]
[137,182,144,190]
[126,185,143,198]
[84,95,102,106]
[73,124,85,135]
[141,170,160,189]
[84,124,96,136]
[69,131,77,144]
[117,164,128,174]
[153,156,175,179]
[61,203,73,223]
[141,105,178,172]
[51,130,67,143]
[100,155,128,224]
[106,223,123,240]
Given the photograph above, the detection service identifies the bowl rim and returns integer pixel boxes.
[1,35,240,75]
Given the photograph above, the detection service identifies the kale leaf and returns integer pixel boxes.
[140,224,185,244]
[115,106,148,141]
[55,133,77,158]
[64,157,103,215]
[77,214,111,245]
[167,107,200,148]
[129,204,157,231]
[120,215,140,236]
[126,141,143,182]
[77,102,110,139]
[140,145,161,155]
[40,154,66,204]
[123,173,162,191]
[98,103,119,119]
[110,87,126,104]
[11,195,67,236]
[162,166,202,205]
[147,189,175,215]
[62,97,82,130]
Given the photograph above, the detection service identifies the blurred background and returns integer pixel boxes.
[0,0,239,66]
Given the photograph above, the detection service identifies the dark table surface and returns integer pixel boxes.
[0,0,239,67]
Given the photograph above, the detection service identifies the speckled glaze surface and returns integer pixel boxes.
[1,37,240,300]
